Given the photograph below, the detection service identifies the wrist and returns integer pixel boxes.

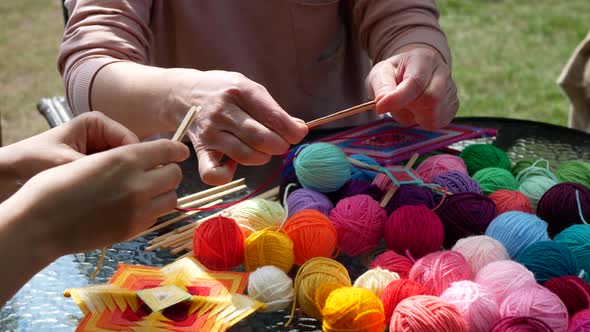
[161,68,201,133]
[0,145,29,201]
[392,43,445,63]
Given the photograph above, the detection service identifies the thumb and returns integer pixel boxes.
[188,131,237,185]
[366,61,398,104]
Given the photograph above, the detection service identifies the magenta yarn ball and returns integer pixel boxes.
[440,280,500,332]
[286,188,333,218]
[490,316,553,332]
[329,194,386,256]
[570,309,590,332]
[384,205,444,260]
[370,250,414,278]
[416,154,468,183]
[475,260,537,304]
[409,250,472,296]
[384,185,435,215]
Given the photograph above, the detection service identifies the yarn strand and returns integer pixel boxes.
[576,190,589,225]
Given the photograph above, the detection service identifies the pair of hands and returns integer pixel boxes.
[180,45,458,185]
[0,112,189,261]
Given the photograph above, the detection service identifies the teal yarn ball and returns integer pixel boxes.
[555,224,590,282]
[349,154,379,182]
[517,175,557,211]
[512,159,549,177]
[485,211,549,259]
[460,144,511,175]
[294,143,351,193]
[557,161,590,189]
[473,167,517,195]
[516,241,580,284]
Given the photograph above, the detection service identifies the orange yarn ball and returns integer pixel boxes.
[489,189,532,215]
[322,287,386,332]
[284,209,339,265]
[192,215,244,271]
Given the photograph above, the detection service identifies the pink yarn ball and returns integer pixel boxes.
[370,250,413,278]
[452,235,510,275]
[475,260,537,304]
[569,309,590,332]
[440,280,500,332]
[490,316,552,332]
[409,250,471,296]
[390,295,469,332]
[384,205,444,260]
[329,194,386,256]
[499,285,569,332]
[416,154,468,183]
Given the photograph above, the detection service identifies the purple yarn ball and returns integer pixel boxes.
[537,182,590,237]
[384,185,435,215]
[432,171,483,194]
[287,188,333,218]
[328,179,384,204]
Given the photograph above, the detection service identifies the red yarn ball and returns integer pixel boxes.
[409,250,472,296]
[384,205,444,259]
[329,194,387,256]
[370,250,413,278]
[489,316,552,332]
[192,215,244,271]
[570,309,590,332]
[489,189,533,215]
[381,279,427,324]
[544,276,590,317]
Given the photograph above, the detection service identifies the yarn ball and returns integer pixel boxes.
[475,260,537,304]
[370,250,413,278]
[409,250,471,296]
[322,287,385,332]
[517,175,557,211]
[293,257,351,320]
[473,167,518,195]
[328,179,383,204]
[516,241,580,284]
[440,281,500,332]
[230,198,285,236]
[537,182,590,237]
[353,267,400,298]
[380,279,427,324]
[384,205,444,259]
[570,309,590,332]
[247,266,294,311]
[460,144,511,175]
[280,148,301,194]
[329,194,387,256]
[294,143,351,192]
[286,188,333,218]
[436,192,496,247]
[452,235,510,275]
[489,190,533,215]
[314,282,344,314]
[384,185,435,215]
[490,316,553,332]
[283,209,339,265]
[390,295,469,332]
[544,276,590,317]
[415,154,468,183]
[557,160,590,189]
[515,160,558,183]
[512,159,549,177]
[431,170,483,194]
[192,215,244,271]
[499,285,569,332]
[554,225,590,281]
[243,228,294,273]
[349,154,380,182]
[485,211,549,258]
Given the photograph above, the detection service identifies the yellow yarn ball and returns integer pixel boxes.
[314,283,344,313]
[244,228,294,273]
[293,257,351,320]
[230,198,286,236]
[322,287,386,332]
[353,267,400,298]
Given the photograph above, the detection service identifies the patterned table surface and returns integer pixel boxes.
[2,117,590,332]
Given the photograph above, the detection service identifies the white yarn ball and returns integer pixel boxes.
[248,265,294,311]
[452,235,510,275]
[353,267,400,297]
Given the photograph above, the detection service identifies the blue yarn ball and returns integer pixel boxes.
[294,143,351,193]
[516,241,580,284]
[485,211,549,258]
[554,224,590,282]
[349,154,380,182]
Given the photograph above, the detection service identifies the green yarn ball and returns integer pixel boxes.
[460,144,511,176]
[554,224,590,282]
[557,160,590,189]
[512,159,550,177]
[294,143,351,193]
[473,167,517,195]
[518,175,557,211]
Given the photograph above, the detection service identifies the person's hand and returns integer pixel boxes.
[366,44,459,129]
[4,139,189,258]
[170,70,309,185]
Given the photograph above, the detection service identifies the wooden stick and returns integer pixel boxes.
[306,101,375,129]
[176,178,245,205]
[172,106,199,142]
[171,242,192,255]
[405,153,420,169]
[178,184,247,209]
[177,251,194,261]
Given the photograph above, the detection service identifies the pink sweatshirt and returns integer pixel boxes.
[58,0,451,127]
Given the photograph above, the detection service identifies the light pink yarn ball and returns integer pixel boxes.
[416,154,468,183]
[452,235,510,276]
[499,285,569,332]
[475,260,537,304]
[440,280,500,332]
[409,250,472,296]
